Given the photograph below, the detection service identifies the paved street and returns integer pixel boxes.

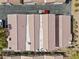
[0,2,71,19]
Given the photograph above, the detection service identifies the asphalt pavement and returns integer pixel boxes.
[0,2,71,19]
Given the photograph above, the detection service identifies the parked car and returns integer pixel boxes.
[38,10,50,14]
[0,19,6,28]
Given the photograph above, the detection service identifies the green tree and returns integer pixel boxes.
[0,27,8,51]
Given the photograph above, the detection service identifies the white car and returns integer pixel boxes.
[0,19,3,27]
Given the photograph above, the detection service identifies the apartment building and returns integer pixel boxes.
[7,14,36,51]
[0,0,66,4]
[6,14,72,52]
[24,0,66,4]
[0,0,22,4]
[7,14,26,51]
[34,14,72,51]
[3,55,63,59]
[34,55,63,59]
[3,56,33,59]
[58,15,72,47]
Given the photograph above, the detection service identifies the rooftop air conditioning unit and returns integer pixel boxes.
[27,42,31,45]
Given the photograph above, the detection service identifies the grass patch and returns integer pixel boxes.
[70,51,79,59]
